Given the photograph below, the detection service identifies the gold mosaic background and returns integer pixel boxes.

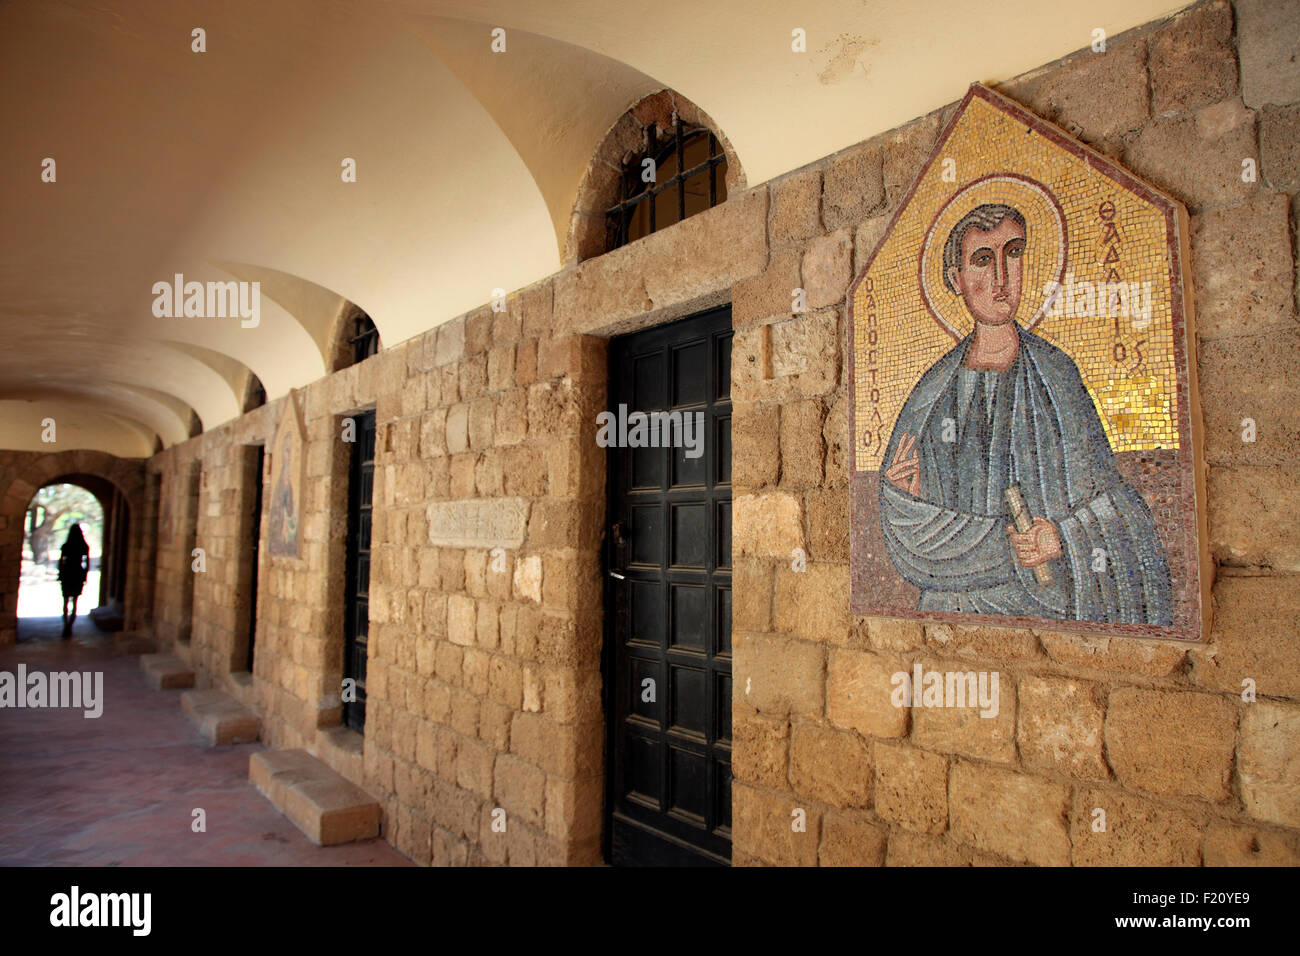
[852,95,1180,472]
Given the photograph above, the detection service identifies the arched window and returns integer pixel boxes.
[608,112,728,250]
[243,373,267,413]
[349,311,380,364]
[567,90,743,264]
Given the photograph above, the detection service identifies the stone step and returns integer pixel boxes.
[113,630,157,655]
[249,749,381,847]
[181,689,260,745]
[139,653,195,690]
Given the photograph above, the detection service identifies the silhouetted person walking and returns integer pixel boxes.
[57,524,90,638]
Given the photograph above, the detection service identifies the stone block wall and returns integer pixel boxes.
[149,283,616,865]
[140,0,1298,865]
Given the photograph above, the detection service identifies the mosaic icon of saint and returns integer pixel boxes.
[269,432,298,555]
[878,186,1173,625]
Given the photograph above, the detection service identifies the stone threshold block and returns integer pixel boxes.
[113,630,157,655]
[181,689,260,745]
[139,653,195,690]
[249,749,381,847]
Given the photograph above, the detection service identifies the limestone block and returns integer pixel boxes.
[1237,0,1300,108]
[865,617,925,652]
[822,141,885,231]
[802,229,853,310]
[552,188,768,336]
[1015,43,1151,149]
[788,721,872,809]
[1199,330,1300,467]
[733,558,773,633]
[910,661,1017,764]
[249,749,381,847]
[435,319,465,367]
[466,308,492,357]
[948,762,1071,866]
[1148,0,1238,117]
[733,706,789,788]
[874,742,948,834]
[1104,687,1237,801]
[1190,193,1295,338]
[1203,822,1300,865]
[818,812,887,866]
[1123,98,1258,209]
[1238,700,1300,827]
[924,623,1041,660]
[826,647,908,738]
[732,400,780,490]
[732,248,801,329]
[732,782,820,867]
[768,167,823,244]
[447,595,476,647]
[445,404,469,455]
[804,488,848,562]
[778,398,825,489]
[468,397,495,450]
[1037,631,1187,676]
[1209,467,1300,571]
[493,754,546,828]
[733,492,804,558]
[1190,575,1300,698]
[1260,104,1300,192]
[773,563,850,644]
[1016,675,1108,780]
[1069,787,1202,866]
[735,631,825,717]
[181,688,260,745]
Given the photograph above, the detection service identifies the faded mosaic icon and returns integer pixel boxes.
[267,389,307,560]
[849,84,1209,642]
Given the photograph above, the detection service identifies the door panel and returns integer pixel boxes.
[605,306,733,867]
[247,445,264,672]
[343,411,376,733]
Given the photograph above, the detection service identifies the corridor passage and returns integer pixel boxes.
[0,619,408,866]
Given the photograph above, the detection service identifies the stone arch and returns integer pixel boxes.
[565,88,746,265]
[0,450,149,645]
[325,301,382,374]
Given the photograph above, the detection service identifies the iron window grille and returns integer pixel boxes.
[349,312,380,364]
[605,112,728,251]
[247,376,266,410]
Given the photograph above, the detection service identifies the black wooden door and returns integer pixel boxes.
[246,445,264,672]
[605,306,733,866]
[343,411,376,732]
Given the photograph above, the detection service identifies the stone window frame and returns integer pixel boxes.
[318,404,377,735]
[327,303,382,374]
[565,89,746,266]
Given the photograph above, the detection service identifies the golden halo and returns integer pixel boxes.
[919,173,1068,339]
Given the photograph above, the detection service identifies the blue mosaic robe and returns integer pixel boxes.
[879,326,1173,625]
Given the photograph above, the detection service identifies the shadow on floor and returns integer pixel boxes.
[0,628,411,867]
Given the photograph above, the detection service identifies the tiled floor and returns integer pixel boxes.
[0,617,410,866]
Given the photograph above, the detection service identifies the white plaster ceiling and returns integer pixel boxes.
[0,0,1191,457]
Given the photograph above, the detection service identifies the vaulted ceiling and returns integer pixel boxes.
[0,0,1190,457]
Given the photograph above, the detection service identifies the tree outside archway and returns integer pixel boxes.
[19,482,104,618]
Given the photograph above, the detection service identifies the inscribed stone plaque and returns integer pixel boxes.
[427,498,529,549]
[848,84,1208,641]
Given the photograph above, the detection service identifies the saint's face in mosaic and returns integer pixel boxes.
[876,200,1174,627]
[943,208,1026,327]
